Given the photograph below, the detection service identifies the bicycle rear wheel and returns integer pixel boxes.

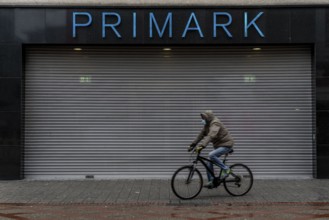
[171,165,203,200]
[224,163,253,196]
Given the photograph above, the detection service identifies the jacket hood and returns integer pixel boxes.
[200,110,216,123]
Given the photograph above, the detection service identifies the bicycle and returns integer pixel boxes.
[171,148,253,200]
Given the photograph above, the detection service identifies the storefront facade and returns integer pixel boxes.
[0,2,328,179]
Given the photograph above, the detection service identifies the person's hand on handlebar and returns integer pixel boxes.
[187,143,196,152]
[194,145,205,154]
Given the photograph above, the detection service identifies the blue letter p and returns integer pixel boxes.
[72,12,92,38]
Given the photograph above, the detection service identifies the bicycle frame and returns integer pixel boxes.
[191,153,238,185]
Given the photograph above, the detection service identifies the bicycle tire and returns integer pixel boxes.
[171,165,203,200]
[224,163,253,196]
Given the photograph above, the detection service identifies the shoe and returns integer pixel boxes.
[221,169,231,179]
[204,181,214,189]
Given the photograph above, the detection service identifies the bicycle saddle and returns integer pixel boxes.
[227,149,234,154]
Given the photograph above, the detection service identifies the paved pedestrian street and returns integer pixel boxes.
[0,203,329,220]
[0,179,328,219]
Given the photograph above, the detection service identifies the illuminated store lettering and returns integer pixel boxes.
[244,12,264,38]
[213,12,233,38]
[72,11,265,39]
[72,12,92,38]
[133,12,137,38]
[149,12,173,38]
[182,12,204,38]
[102,12,122,39]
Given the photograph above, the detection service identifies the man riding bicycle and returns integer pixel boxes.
[188,110,234,189]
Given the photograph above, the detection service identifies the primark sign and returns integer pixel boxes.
[71,10,265,40]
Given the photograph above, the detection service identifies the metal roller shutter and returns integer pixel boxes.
[24,46,313,179]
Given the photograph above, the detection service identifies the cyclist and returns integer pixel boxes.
[188,110,234,189]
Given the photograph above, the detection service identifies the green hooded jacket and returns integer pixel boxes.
[192,110,234,148]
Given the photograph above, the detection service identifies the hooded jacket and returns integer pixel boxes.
[192,110,234,148]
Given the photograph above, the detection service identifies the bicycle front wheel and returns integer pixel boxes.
[224,163,253,196]
[171,166,203,200]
